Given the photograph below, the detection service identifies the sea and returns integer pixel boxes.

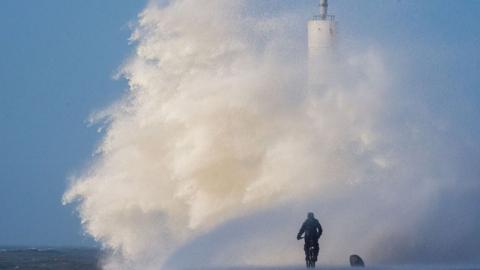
[0,247,100,270]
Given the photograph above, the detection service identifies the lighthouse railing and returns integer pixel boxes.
[312,15,335,21]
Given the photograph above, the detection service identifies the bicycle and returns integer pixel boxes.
[300,237,318,268]
[306,244,316,268]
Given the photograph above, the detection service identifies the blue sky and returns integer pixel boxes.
[0,0,146,246]
[1,0,479,247]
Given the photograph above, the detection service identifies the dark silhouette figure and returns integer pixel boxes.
[297,212,323,268]
[349,255,365,267]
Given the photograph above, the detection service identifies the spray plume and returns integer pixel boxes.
[64,0,480,269]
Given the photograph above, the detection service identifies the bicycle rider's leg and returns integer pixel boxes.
[304,243,312,268]
[313,242,319,262]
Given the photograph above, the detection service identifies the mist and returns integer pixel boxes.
[63,0,480,269]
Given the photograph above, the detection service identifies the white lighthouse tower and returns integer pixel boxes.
[308,0,337,90]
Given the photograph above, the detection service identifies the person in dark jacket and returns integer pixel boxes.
[297,212,323,266]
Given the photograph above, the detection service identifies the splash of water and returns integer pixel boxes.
[64,0,480,269]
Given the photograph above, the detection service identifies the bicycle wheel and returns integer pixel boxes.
[307,246,316,268]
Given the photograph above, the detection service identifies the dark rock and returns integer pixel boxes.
[349,254,365,267]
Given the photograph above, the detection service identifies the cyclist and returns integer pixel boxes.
[297,212,323,268]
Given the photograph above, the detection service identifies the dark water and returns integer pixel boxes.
[0,248,100,270]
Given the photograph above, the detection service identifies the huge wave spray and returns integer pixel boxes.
[64,1,480,269]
